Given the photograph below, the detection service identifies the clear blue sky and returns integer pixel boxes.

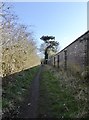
[12,2,87,51]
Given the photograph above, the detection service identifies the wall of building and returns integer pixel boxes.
[49,31,89,73]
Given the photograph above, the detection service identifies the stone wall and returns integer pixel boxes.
[49,31,89,73]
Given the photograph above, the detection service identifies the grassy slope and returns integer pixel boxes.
[38,65,88,118]
[2,65,40,117]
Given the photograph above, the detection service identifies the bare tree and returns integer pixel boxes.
[1,3,40,77]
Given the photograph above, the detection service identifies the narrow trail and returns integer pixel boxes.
[18,65,43,118]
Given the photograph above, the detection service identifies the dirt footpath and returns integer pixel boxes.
[18,65,43,118]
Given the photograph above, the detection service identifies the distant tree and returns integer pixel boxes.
[40,36,59,64]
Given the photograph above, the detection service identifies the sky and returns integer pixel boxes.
[87,1,89,30]
[11,2,87,51]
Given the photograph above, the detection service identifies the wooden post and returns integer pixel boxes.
[64,49,67,70]
[54,57,55,67]
[57,55,59,68]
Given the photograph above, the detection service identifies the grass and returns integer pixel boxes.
[38,65,88,118]
[2,65,40,117]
